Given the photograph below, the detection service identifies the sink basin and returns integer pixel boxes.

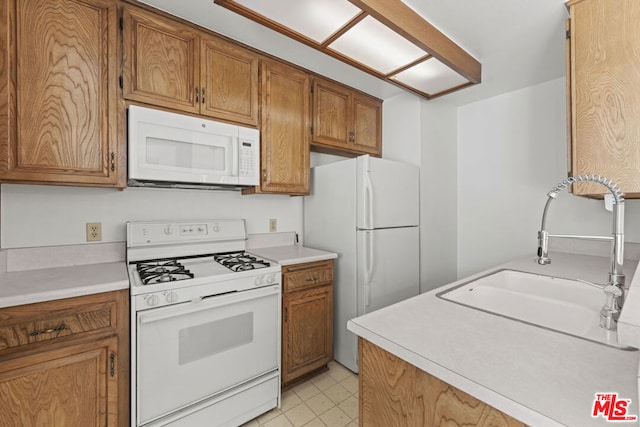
[437,269,636,350]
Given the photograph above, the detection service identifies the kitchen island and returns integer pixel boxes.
[348,250,640,426]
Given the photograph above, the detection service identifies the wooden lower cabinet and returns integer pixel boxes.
[359,338,527,427]
[0,290,129,427]
[281,260,334,387]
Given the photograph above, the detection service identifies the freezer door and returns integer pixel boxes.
[357,227,420,316]
[357,155,419,229]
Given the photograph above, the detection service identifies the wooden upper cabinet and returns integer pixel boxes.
[248,59,310,195]
[312,78,382,157]
[567,0,640,198]
[0,0,123,187]
[122,6,200,113]
[352,92,382,155]
[122,6,259,126]
[200,35,259,126]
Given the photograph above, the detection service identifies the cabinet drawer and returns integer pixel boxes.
[0,296,119,352]
[283,260,333,293]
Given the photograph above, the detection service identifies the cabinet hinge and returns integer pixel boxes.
[566,29,571,39]
[310,85,314,94]
[110,353,115,377]
[119,75,123,90]
[310,127,313,135]
[119,16,123,31]
[110,152,115,172]
[285,307,288,322]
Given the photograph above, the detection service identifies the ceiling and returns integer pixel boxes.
[139,0,569,106]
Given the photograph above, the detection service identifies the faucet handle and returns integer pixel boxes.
[600,284,623,330]
[603,284,623,297]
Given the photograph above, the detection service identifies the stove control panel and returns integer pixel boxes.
[127,219,247,246]
[140,290,186,309]
[255,273,278,287]
[180,224,207,236]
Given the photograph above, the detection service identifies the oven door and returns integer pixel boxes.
[136,285,279,425]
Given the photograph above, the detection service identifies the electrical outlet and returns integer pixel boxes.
[86,222,102,242]
[269,218,277,232]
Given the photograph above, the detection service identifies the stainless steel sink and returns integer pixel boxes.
[437,269,637,350]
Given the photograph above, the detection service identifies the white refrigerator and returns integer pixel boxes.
[303,155,420,373]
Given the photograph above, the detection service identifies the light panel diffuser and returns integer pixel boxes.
[234,0,361,43]
[391,57,470,95]
[328,16,427,74]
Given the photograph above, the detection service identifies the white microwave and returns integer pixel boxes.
[127,105,260,189]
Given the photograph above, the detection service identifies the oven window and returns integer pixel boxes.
[145,137,227,171]
[178,312,253,365]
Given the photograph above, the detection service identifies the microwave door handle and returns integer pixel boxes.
[231,138,239,177]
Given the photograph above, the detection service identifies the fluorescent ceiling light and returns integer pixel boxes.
[328,16,427,74]
[233,0,361,43]
[215,0,481,99]
[392,57,469,95]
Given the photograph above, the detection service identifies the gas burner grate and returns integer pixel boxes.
[213,252,270,272]
[135,259,194,285]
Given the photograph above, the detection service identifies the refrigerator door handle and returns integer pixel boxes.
[365,231,373,307]
[364,169,374,229]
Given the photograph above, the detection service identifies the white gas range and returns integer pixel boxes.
[127,219,281,427]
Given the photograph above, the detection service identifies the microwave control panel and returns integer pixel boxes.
[239,141,257,177]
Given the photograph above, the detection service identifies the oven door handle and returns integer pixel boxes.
[138,285,280,325]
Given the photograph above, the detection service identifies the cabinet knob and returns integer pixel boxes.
[349,131,355,142]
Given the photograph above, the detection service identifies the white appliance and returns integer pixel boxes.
[127,219,281,427]
[127,105,260,189]
[303,155,420,373]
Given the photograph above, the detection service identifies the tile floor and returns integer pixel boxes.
[242,361,359,427]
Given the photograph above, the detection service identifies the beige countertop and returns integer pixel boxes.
[0,262,129,308]
[348,251,640,427]
[248,244,337,266]
[0,243,129,308]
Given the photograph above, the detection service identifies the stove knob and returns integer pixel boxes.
[166,291,178,303]
[213,225,221,233]
[146,294,160,306]
[254,276,263,286]
[267,274,275,284]
[164,225,173,235]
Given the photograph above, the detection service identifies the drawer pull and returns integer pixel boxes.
[29,324,66,337]
[305,275,320,282]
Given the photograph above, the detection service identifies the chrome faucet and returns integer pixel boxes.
[535,175,625,331]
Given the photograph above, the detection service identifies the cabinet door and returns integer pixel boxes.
[0,337,119,426]
[259,60,310,195]
[569,0,640,197]
[200,35,259,126]
[122,6,200,113]
[359,339,527,427]
[1,0,121,187]
[352,93,382,156]
[312,79,351,149]
[282,285,333,385]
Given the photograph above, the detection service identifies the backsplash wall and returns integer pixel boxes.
[0,184,302,248]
